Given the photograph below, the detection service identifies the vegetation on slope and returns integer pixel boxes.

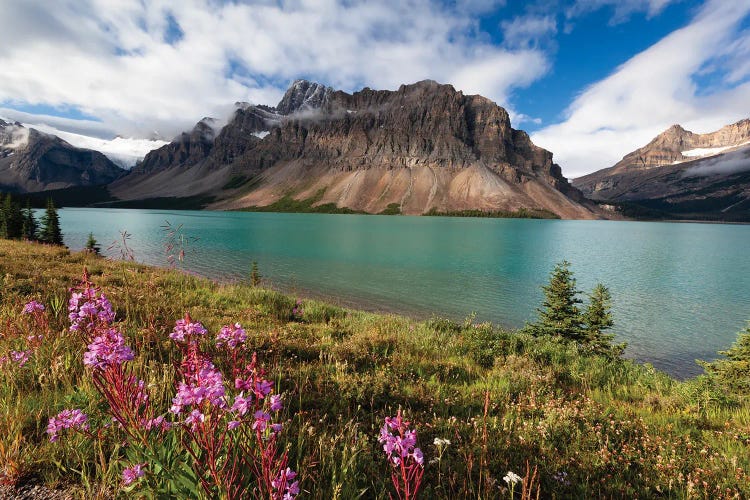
[0,240,748,498]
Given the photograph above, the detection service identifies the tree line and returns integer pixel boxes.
[0,194,63,245]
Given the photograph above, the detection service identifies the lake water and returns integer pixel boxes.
[56,208,750,378]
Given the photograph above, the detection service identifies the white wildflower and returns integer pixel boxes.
[503,471,522,485]
[433,437,451,447]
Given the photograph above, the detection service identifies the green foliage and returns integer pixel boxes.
[699,325,750,398]
[582,284,626,357]
[0,240,749,498]
[250,260,262,287]
[378,203,402,215]
[39,198,64,245]
[21,201,38,241]
[85,233,101,255]
[0,194,24,239]
[423,207,560,219]
[528,260,584,341]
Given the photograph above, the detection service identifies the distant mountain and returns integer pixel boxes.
[0,119,126,193]
[573,120,750,220]
[112,80,598,219]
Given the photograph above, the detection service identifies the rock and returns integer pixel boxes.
[0,122,125,193]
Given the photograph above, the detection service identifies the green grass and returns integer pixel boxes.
[0,240,748,498]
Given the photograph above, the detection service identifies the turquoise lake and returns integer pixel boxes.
[57,208,750,378]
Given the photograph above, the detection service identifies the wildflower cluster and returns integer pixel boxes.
[379,410,424,500]
[292,299,304,320]
[45,272,302,499]
[46,409,90,442]
[0,299,51,369]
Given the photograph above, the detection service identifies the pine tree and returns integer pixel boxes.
[40,198,63,245]
[21,201,38,241]
[582,284,625,357]
[85,232,101,255]
[250,261,262,287]
[0,193,7,239]
[2,194,23,239]
[530,260,584,341]
[699,326,750,397]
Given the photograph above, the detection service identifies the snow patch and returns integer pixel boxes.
[682,141,750,158]
[252,131,269,139]
[27,123,168,168]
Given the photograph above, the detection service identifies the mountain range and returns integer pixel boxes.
[573,120,750,220]
[4,79,749,221]
[0,119,125,193]
[106,79,597,219]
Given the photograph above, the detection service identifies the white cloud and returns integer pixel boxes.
[0,0,550,140]
[501,15,557,49]
[567,0,679,23]
[532,0,750,178]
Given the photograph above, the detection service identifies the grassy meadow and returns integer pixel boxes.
[0,239,748,498]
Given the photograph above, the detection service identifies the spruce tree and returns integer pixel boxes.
[531,260,584,341]
[699,326,750,397]
[21,201,38,241]
[250,261,262,287]
[2,194,23,239]
[582,284,625,357]
[85,232,101,255]
[0,194,7,239]
[40,198,63,245]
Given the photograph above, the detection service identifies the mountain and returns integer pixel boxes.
[573,120,750,220]
[0,119,126,193]
[112,80,597,219]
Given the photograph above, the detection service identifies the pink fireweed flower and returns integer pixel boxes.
[271,423,283,433]
[142,415,171,432]
[272,467,299,499]
[184,409,205,430]
[170,365,226,415]
[379,410,425,498]
[252,410,271,431]
[269,394,283,412]
[68,286,115,332]
[170,315,208,343]
[47,409,89,442]
[227,420,241,430]
[231,393,252,416]
[83,328,134,370]
[10,350,30,367]
[122,463,146,486]
[216,322,246,349]
[22,300,45,314]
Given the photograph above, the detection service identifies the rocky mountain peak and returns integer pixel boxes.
[276,79,333,115]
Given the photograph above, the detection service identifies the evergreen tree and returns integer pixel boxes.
[21,201,38,241]
[2,194,23,239]
[0,193,7,239]
[250,261,262,287]
[85,232,101,255]
[699,326,750,397]
[529,260,584,341]
[40,198,63,245]
[582,284,625,357]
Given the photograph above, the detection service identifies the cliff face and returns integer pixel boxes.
[572,120,750,220]
[112,80,596,219]
[0,120,125,192]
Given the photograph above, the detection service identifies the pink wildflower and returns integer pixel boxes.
[10,350,30,367]
[47,409,89,442]
[22,300,45,314]
[122,463,146,486]
[170,316,208,342]
[216,322,246,349]
[83,328,134,370]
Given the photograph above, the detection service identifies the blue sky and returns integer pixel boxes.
[0,0,748,176]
